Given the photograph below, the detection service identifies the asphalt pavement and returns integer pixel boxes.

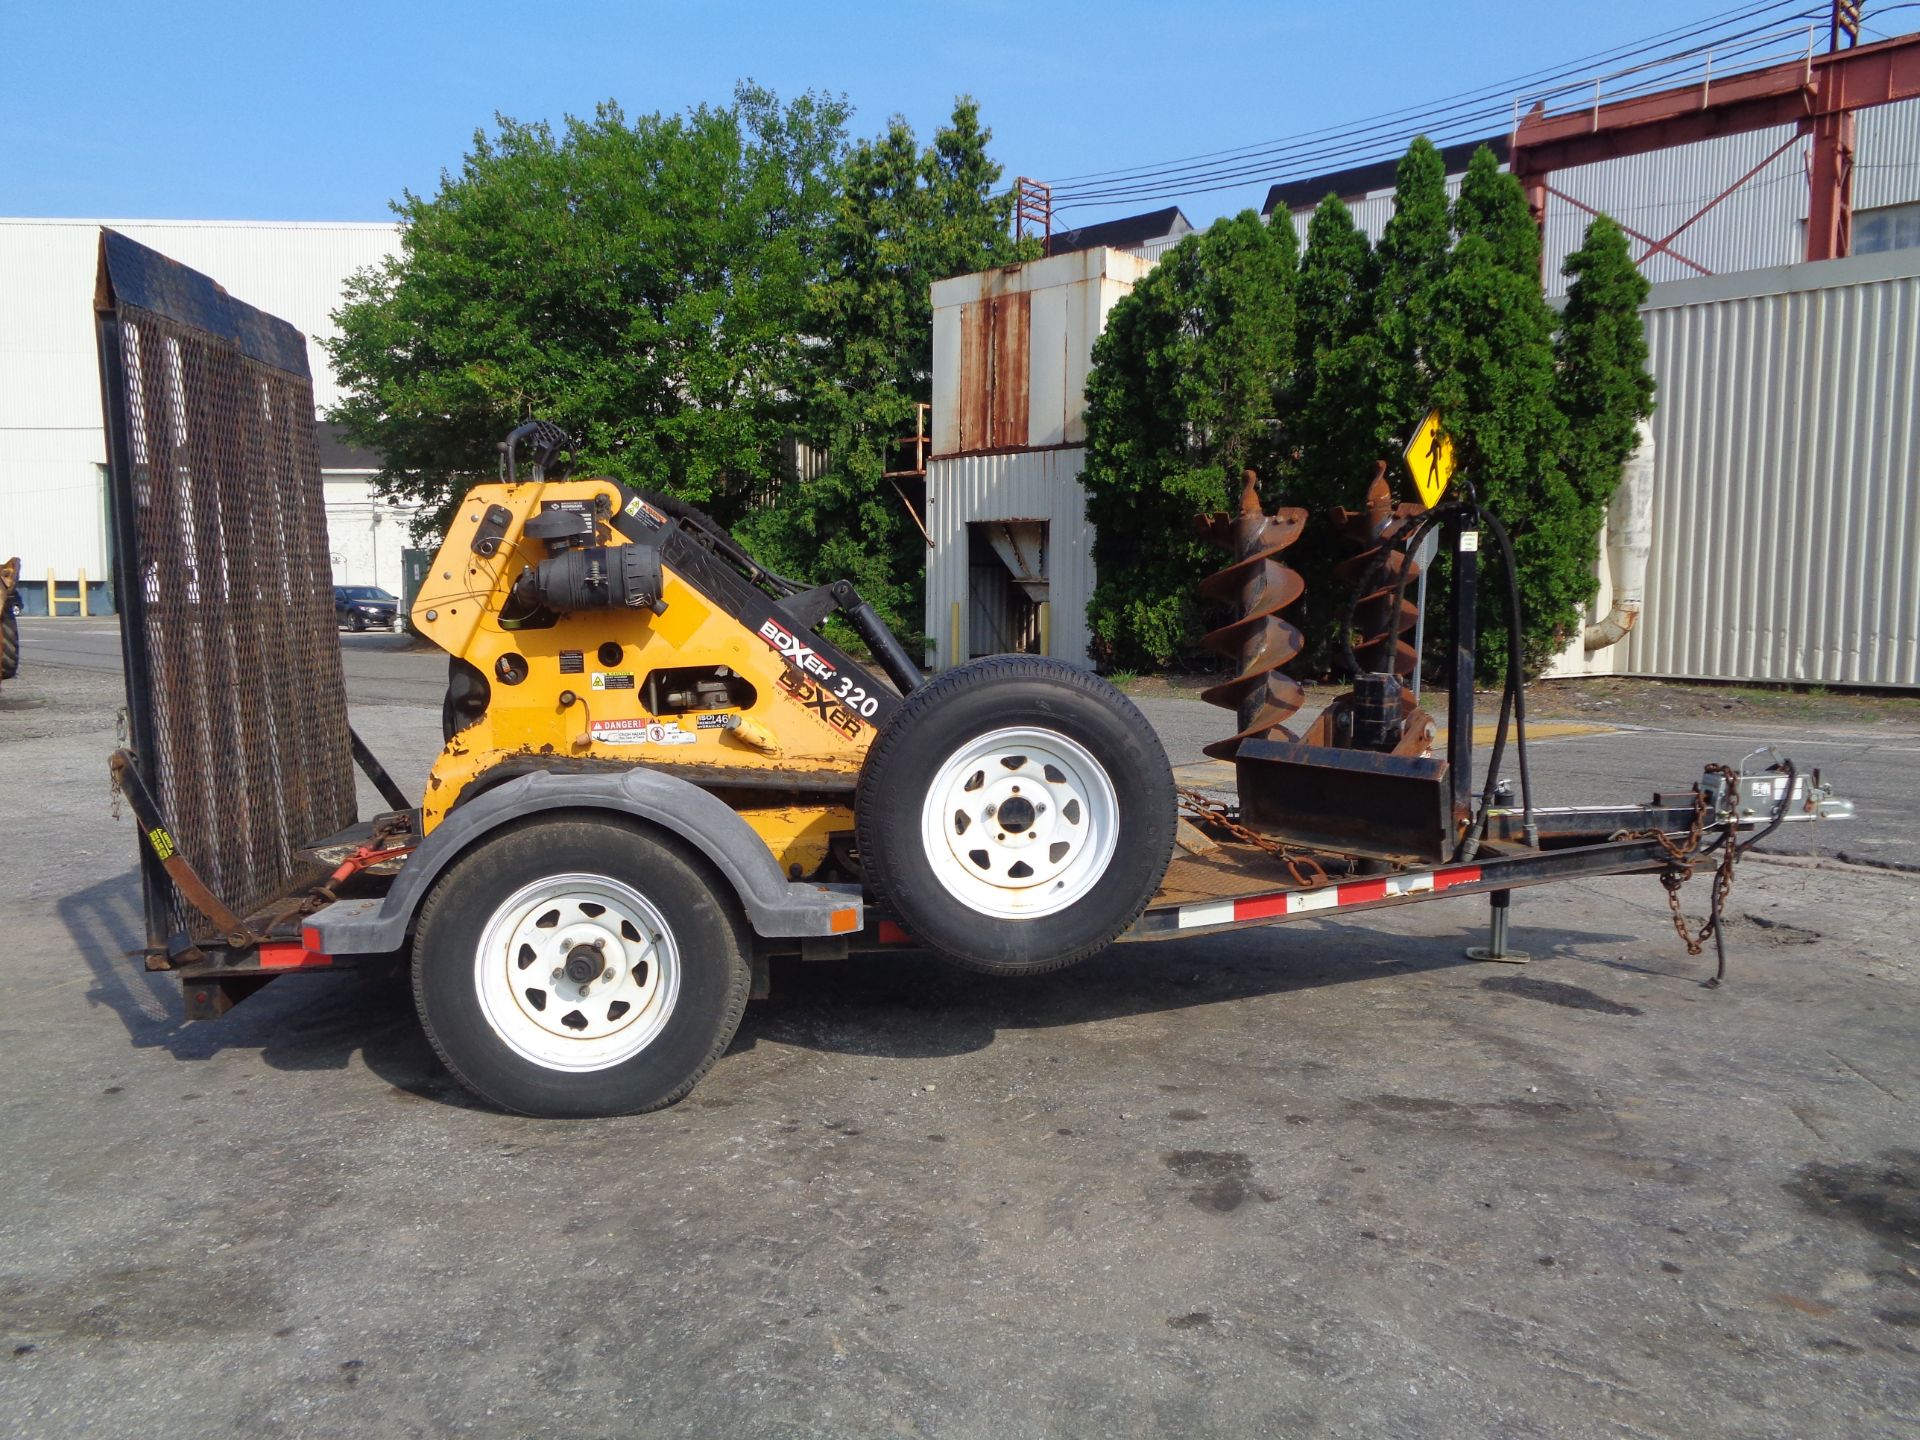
[3,617,1918,1438]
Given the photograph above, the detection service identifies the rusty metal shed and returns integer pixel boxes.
[924,248,1152,670]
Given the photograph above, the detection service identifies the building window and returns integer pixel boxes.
[1854,201,1920,255]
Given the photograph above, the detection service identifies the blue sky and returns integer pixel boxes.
[1,1,1806,225]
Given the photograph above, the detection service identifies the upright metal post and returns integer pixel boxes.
[1467,887,1530,964]
[1446,515,1480,821]
[1409,527,1438,701]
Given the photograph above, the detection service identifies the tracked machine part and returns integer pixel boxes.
[1196,471,1307,761]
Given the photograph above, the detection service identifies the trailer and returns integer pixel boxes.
[94,231,1852,1118]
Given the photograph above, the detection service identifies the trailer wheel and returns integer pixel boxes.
[855,656,1175,975]
[411,816,751,1117]
[0,607,16,680]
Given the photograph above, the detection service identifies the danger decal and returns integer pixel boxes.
[589,718,697,747]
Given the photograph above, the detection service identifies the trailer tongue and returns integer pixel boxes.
[95,233,1851,1118]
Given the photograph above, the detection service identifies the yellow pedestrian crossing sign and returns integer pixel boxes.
[1403,409,1456,509]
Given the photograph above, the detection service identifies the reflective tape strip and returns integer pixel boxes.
[1179,899,1238,930]
[1173,863,1485,931]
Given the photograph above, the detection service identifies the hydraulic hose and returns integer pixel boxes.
[1450,506,1533,861]
[1332,494,1537,859]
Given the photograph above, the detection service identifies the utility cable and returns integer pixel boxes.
[1048,2,1836,214]
[1049,0,1810,189]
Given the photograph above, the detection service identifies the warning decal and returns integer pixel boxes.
[589,718,697,747]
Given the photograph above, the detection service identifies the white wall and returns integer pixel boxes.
[323,474,424,599]
[0,217,403,588]
[929,248,1151,456]
[1546,247,1920,688]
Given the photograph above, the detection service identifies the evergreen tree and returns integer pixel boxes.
[1557,214,1655,521]
[1079,137,1655,679]
[1452,143,1539,279]
[1429,212,1577,669]
[1290,194,1383,513]
[1286,196,1388,670]
[1371,137,1453,458]
[1081,211,1298,669]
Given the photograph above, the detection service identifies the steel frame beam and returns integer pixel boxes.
[1511,30,1920,264]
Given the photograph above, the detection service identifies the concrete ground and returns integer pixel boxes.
[3,619,1918,1438]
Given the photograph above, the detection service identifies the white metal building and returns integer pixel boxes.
[1547,246,1919,689]
[1261,99,1920,295]
[923,248,1154,670]
[919,95,1920,684]
[0,218,412,612]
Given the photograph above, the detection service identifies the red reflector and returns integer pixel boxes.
[1235,893,1291,922]
[259,942,332,970]
[877,920,911,944]
[1337,877,1389,905]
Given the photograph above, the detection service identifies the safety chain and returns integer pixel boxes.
[1620,763,1742,984]
[1177,788,1330,890]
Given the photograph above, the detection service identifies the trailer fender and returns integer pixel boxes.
[307,767,860,955]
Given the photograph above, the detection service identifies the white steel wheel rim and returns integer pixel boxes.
[473,873,681,1073]
[919,725,1120,919]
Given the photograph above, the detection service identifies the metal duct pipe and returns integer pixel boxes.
[1585,419,1655,652]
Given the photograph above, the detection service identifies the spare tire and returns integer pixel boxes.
[855,656,1175,975]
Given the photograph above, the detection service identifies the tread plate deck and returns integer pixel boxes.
[1151,841,1325,908]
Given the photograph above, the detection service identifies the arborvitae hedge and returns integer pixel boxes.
[1080,139,1657,675]
[1081,211,1298,670]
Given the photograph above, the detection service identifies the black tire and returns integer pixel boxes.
[349,611,367,632]
[411,816,752,1117]
[855,655,1175,976]
[0,607,16,680]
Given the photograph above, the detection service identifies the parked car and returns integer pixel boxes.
[333,584,398,632]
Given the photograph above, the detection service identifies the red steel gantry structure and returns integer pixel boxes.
[1510,29,1920,271]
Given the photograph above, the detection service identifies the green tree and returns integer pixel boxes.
[737,99,1028,631]
[1557,214,1655,520]
[1371,136,1453,458]
[1453,142,1540,278]
[1290,194,1383,514]
[327,84,849,533]
[1078,138,1656,680]
[1432,148,1578,668]
[1081,210,1299,669]
[1282,195,1389,669]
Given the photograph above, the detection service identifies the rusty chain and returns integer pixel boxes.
[1177,788,1331,890]
[1617,762,1744,983]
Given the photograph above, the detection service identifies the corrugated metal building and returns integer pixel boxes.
[921,100,1920,681]
[0,218,409,610]
[1548,246,1919,688]
[1262,99,1920,295]
[924,248,1153,670]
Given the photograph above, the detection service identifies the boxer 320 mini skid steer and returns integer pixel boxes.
[98,231,1851,1118]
